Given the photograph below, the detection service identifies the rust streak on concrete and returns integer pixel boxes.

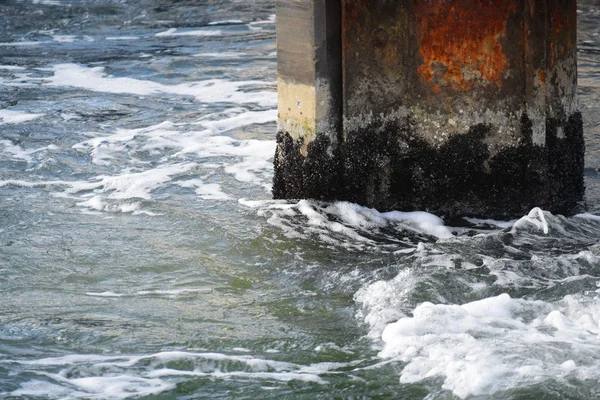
[549,0,577,68]
[415,1,517,92]
[538,70,546,84]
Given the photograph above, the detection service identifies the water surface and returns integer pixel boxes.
[1,1,600,399]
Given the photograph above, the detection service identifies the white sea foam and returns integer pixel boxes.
[9,351,355,398]
[85,291,124,298]
[1,140,39,162]
[354,269,419,339]
[0,109,43,124]
[1,164,194,214]
[71,114,275,195]
[241,200,454,248]
[76,197,158,215]
[348,207,600,397]
[32,0,65,5]
[175,130,275,162]
[5,107,275,214]
[247,14,276,31]
[198,109,277,133]
[105,36,140,41]
[13,375,174,400]
[135,288,213,297]
[240,199,377,246]
[373,292,600,398]
[72,121,183,165]
[47,64,276,107]
[194,52,246,58]
[0,65,25,70]
[52,34,77,43]
[0,41,42,46]
[208,20,244,25]
[334,202,454,239]
[512,207,549,235]
[155,28,222,37]
[70,163,196,200]
[176,179,232,200]
[60,112,81,121]
[381,210,454,239]
[575,213,600,222]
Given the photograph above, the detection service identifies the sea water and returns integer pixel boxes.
[1,0,600,399]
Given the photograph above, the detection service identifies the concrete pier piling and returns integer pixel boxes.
[273,0,585,219]
[273,0,342,200]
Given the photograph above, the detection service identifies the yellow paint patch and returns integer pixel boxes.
[277,77,318,156]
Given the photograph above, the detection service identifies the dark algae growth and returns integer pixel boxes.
[273,111,585,220]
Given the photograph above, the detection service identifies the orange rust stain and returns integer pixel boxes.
[548,0,577,69]
[342,0,358,24]
[550,1,576,37]
[341,0,359,65]
[415,1,517,92]
[538,70,546,84]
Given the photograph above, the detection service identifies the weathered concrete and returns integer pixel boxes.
[273,0,342,200]
[274,0,585,219]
